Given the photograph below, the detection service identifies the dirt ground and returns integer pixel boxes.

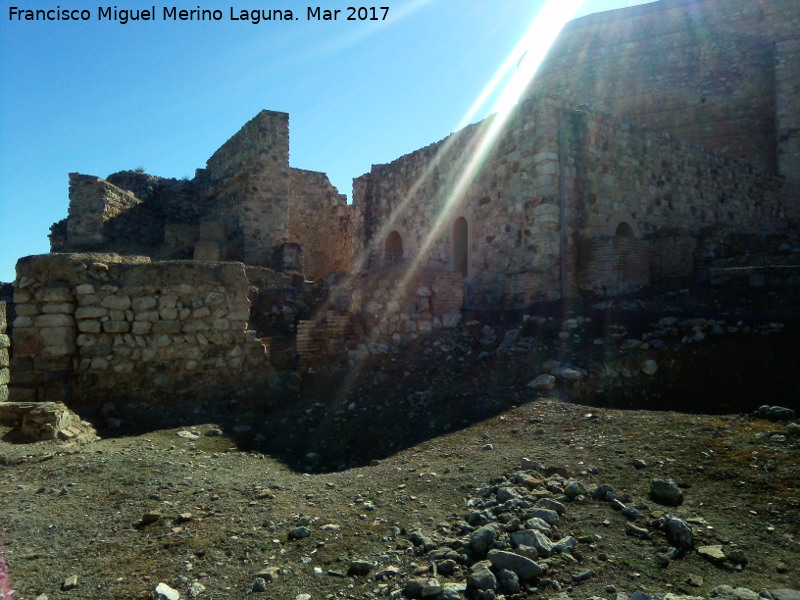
[1,289,799,600]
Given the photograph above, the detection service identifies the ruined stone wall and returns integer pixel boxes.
[296,268,463,365]
[529,0,800,176]
[573,107,786,262]
[353,95,787,304]
[0,302,8,402]
[288,169,353,281]
[9,254,274,407]
[61,174,163,251]
[201,111,290,266]
[353,102,566,308]
[775,36,800,212]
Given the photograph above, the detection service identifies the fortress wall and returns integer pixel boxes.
[353,99,566,307]
[64,174,163,250]
[9,254,274,407]
[530,0,800,175]
[288,169,353,281]
[573,108,786,241]
[203,111,290,266]
[353,95,787,304]
[775,37,800,197]
[0,302,8,402]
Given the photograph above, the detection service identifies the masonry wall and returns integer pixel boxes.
[529,0,800,177]
[61,174,163,251]
[9,254,275,407]
[0,302,8,402]
[573,107,786,246]
[353,95,788,305]
[288,169,353,281]
[775,37,800,207]
[202,111,290,267]
[353,101,566,308]
[296,268,463,366]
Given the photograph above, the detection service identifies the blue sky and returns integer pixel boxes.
[0,0,654,282]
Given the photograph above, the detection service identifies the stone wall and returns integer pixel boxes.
[201,111,290,267]
[353,105,567,308]
[0,302,8,402]
[775,36,800,211]
[581,237,651,296]
[9,254,276,408]
[529,0,800,177]
[288,169,353,281]
[294,268,463,366]
[60,174,163,251]
[352,95,787,305]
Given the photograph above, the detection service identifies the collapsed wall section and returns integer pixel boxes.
[9,254,274,407]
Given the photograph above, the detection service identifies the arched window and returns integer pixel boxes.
[615,221,635,237]
[453,217,468,277]
[385,230,403,266]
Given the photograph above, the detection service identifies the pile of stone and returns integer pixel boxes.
[0,401,98,444]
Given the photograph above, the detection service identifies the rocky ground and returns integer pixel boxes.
[1,288,799,600]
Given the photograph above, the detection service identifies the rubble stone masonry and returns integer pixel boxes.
[353,95,785,307]
[0,302,8,403]
[9,254,275,407]
[530,0,800,179]
[288,169,353,281]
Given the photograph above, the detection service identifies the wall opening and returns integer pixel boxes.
[453,217,469,278]
[385,230,404,266]
[615,221,635,237]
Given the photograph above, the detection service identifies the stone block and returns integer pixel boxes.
[0,348,8,368]
[12,316,33,329]
[34,314,75,328]
[13,291,32,304]
[78,320,102,333]
[41,303,76,314]
[75,283,96,295]
[0,385,8,402]
[15,304,40,317]
[152,320,181,335]
[102,321,131,334]
[131,321,152,335]
[13,328,43,356]
[158,307,177,320]
[132,296,157,311]
[194,241,222,262]
[0,334,9,349]
[100,296,132,310]
[38,283,72,303]
[135,311,159,323]
[0,369,9,385]
[0,302,5,329]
